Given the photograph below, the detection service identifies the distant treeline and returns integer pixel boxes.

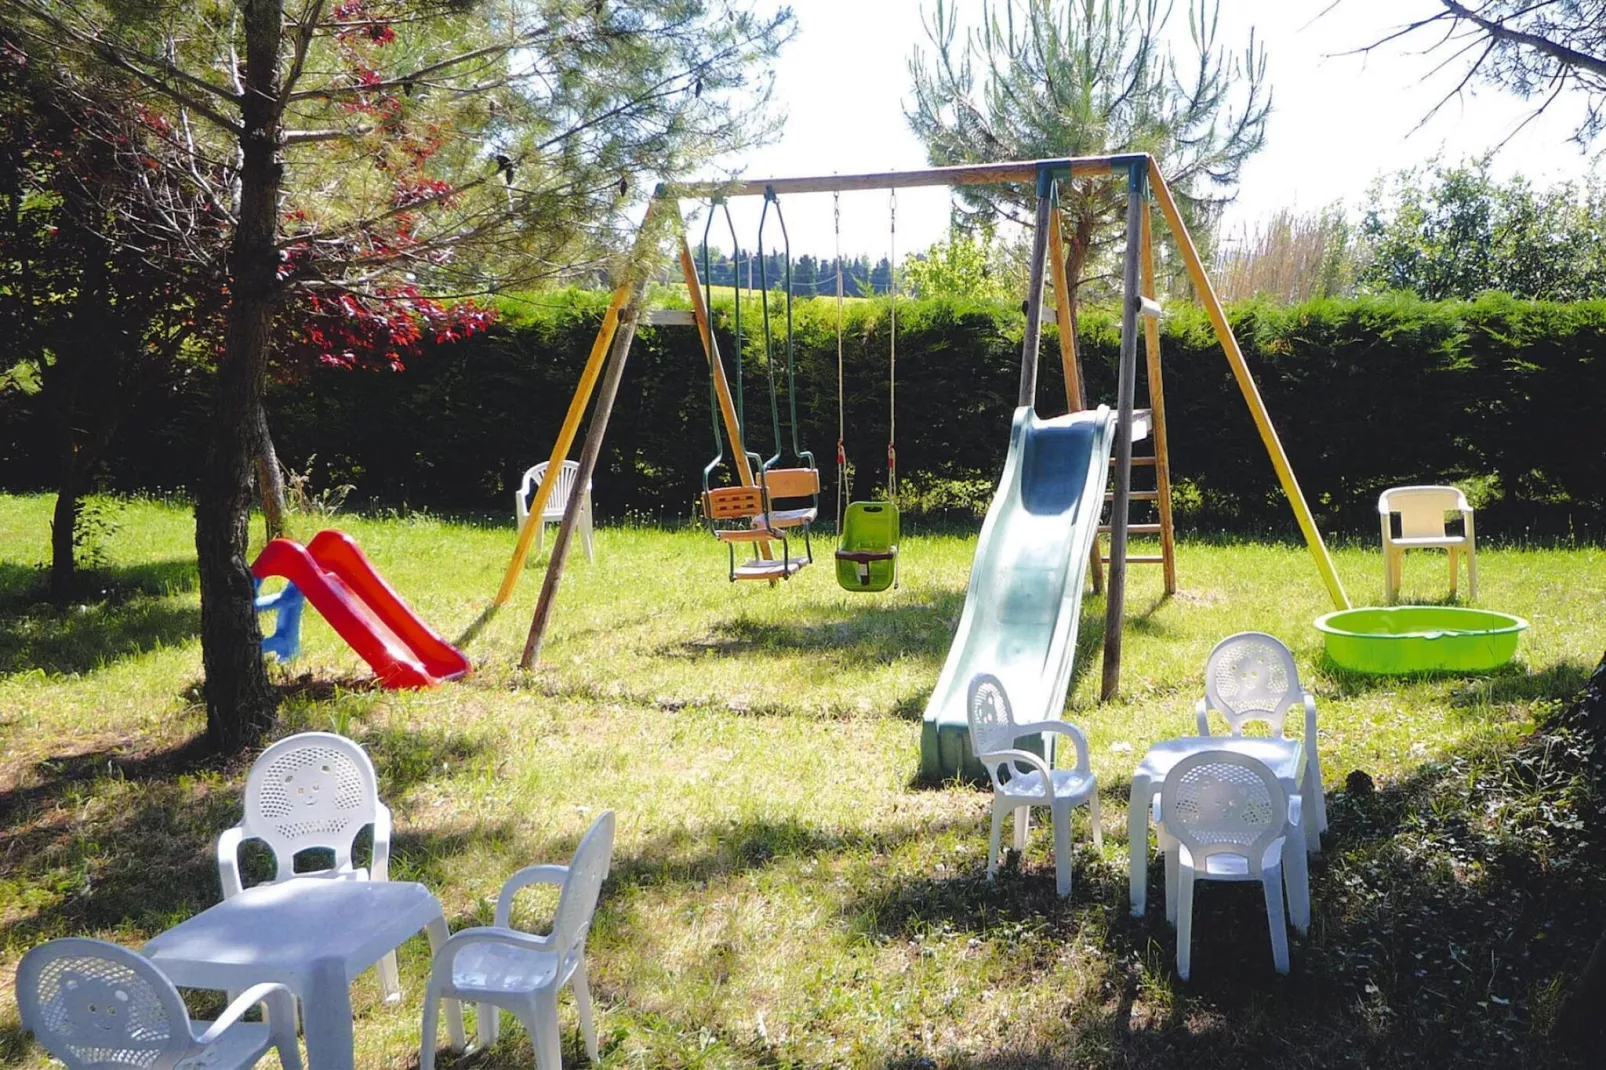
[1,290,1601,539]
[689,244,896,296]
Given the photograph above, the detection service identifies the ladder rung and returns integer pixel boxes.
[1099,555,1166,564]
[1104,491,1159,501]
[1098,523,1164,534]
[1111,456,1158,466]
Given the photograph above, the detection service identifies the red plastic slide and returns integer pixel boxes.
[251,529,470,688]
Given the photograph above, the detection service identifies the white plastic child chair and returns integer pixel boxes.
[420,810,616,1070]
[16,937,303,1070]
[1158,751,1310,981]
[1378,484,1476,602]
[1194,632,1329,846]
[215,731,400,1002]
[515,461,595,563]
[966,673,1102,898]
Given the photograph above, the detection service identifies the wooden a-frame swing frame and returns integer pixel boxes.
[495,153,1352,698]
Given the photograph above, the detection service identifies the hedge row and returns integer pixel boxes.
[2,290,1602,538]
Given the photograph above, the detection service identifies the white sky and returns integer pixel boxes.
[681,0,1600,260]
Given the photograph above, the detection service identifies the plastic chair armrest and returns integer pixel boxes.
[1195,697,1211,736]
[1027,721,1090,771]
[216,826,248,899]
[495,864,570,928]
[194,983,297,1046]
[976,747,1052,785]
[432,925,557,978]
[371,803,393,883]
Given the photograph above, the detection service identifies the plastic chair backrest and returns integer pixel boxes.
[522,461,581,518]
[550,811,616,967]
[241,731,381,881]
[966,673,1039,791]
[1379,485,1469,539]
[1161,750,1287,870]
[16,938,192,1069]
[1204,632,1300,736]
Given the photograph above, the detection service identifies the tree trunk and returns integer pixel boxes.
[255,406,288,541]
[193,0,285,753]
[49,469,81,601]
[1063,213,1093,411]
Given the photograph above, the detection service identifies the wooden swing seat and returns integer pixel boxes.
[755,507,817,528]
[732,556,811,581]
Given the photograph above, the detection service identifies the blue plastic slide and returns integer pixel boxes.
[920,405,1116,781]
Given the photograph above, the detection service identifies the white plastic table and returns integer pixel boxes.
[144,877,466,1070]
[1126,736,1308,917]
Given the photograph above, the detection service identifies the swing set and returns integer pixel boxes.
[488,154,1352,700]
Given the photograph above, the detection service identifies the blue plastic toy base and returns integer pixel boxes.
[254,579,305,662]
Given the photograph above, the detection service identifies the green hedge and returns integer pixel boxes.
[3,290,1602,537]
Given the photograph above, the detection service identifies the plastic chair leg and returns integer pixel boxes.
[419,978,444,1070]
[1468,541,1478,600]
[1088,790,1105,850]
[987,806,1004,880]
[571,958,599,1063]
[1175,865,1195,981]
[1052,801,1074,898]
[477,1001,500,1050]
[1013,806,1030,853]
[1262,864,1291,974]
[522,991,563,1070]
[1282,834,1311,935]
[1448,546,1459,596]
[1163,836,1179,927]
[378,949,401,1003]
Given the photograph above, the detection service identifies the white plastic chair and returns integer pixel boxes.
[420,810,615,1070]
[16,937,303,1070]
[1378,484,1476,602]
[215,731,400,1002]
[1194,632,1328,847]
[966,673,1102,898]
[515,461,594,563]
[1158,751,1310,981]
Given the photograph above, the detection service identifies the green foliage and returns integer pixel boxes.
[3,289,1604,538]
[907,0,1270,303]
[1359,158,1606,301]
[901,226,1015,301]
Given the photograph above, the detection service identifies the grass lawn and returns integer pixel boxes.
[1,491,1604,1068]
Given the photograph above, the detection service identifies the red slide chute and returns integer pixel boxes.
[251,529,469,688]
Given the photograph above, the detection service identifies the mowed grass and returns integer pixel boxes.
[1,492,1604,1068]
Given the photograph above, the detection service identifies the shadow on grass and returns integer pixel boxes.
[1321,655,1591,702]
[0,722,498,956]
[855,701,1606,1068]
[664,592,965,667]
[0,559,201,676]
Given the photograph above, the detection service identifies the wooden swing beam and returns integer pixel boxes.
[505,153,1349,686]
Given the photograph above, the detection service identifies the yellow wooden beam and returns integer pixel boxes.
[1046,205,1085,413]
[1147,160,1350,610]
[493,284,628,606]
[1139,200,1178,596]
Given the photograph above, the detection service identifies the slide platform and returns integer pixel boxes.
[920,405,1116,782]
[251,529,470,689]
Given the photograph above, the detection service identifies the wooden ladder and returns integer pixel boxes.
[1089,307,1177,598]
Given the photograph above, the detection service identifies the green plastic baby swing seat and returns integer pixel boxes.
[835,501,899,592]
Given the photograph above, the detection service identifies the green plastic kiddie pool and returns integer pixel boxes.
[1314,606,1528,674]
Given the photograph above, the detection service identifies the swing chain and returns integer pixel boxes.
[888,189,897,500]
[834,190,848,533]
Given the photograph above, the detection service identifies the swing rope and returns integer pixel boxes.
[887,189,897,500]
[834,191,848,533]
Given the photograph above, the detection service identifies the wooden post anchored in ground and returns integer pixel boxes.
[1101,163,1146,702]
[521,290,645,669]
